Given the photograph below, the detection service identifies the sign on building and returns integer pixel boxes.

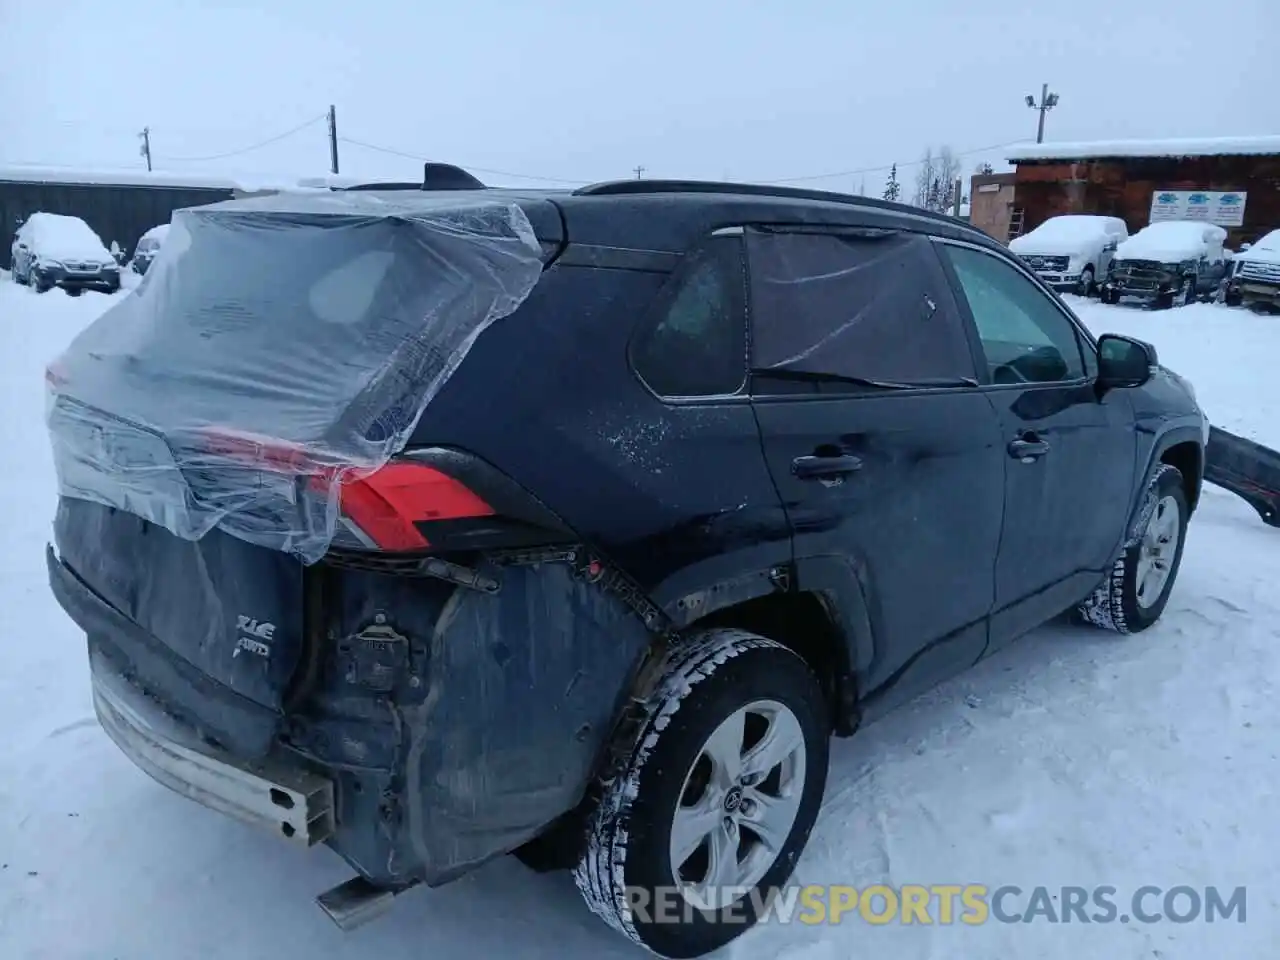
[1149,190,1248,227]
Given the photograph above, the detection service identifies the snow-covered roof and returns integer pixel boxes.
[0,164,243,191]
[1007,135,1280,163]
[1116,220,1226,262]
[0,164,346,193]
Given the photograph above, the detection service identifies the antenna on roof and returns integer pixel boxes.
[422,162,487,190]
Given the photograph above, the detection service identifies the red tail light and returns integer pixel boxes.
[338,461,494,551]
[194,428,495,553]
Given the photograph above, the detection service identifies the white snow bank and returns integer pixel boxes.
[1007,134,1280,162]
[1115,221,1226,263]
[1010,215,1126,256]
[22,213,113,263]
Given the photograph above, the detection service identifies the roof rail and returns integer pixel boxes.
[338,181,427,192]
[573,178,966,227]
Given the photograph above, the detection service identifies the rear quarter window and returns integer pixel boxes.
[629,236,748,399]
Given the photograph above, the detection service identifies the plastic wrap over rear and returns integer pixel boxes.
[45,190,544,563]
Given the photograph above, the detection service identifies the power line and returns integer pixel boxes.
[336,135,589,185]
[156,114,327,163]
[759,139,1027,184]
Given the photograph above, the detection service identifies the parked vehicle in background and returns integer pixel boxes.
[1100,220,1229,308]
[10,212,121,294]
[1009,214,1129,296]
[130,223,170,275]
[1223,229,1280,310]
[44,174,1209,959]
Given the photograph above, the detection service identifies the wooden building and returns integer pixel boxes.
[1004,136,1280,248]
[968,172,1017,241]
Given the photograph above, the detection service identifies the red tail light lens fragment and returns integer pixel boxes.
[338,462,494,551]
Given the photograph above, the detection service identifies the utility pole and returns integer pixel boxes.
[633,164,645,179]
[138,127,152,172]
[1025,83,1060,144]
[327,105,340,175]
[951,177,963,217]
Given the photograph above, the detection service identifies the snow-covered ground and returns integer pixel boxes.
[2,278,1278,959]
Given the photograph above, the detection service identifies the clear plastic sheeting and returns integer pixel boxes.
[746,227,976,383]
[45,190,544,563]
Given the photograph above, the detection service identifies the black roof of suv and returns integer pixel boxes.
[45,163,1208,958]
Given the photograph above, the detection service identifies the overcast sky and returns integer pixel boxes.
[2,0,1277,192]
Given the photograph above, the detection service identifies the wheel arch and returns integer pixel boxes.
[674,556,873,739]
[1126,425,1204,539]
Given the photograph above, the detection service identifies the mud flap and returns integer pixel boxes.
[1204,426,1280,528]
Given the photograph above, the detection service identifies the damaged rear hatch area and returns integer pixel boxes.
[44,188,550,758]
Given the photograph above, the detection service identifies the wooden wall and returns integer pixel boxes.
[1013,155,1280,248]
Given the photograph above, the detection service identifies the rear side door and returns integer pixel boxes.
[745,226,1006,712]
[935,239,1137,652]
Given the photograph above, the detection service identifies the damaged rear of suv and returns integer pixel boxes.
[46,169,1207,959]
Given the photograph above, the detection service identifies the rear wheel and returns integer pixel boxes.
[574,629,830,959]
[1077,464,1189,634]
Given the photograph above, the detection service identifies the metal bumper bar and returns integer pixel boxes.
[91,661,336,847]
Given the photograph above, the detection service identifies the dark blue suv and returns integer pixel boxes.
[44,170,1208,958]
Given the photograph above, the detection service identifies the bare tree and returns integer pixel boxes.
[912,148,936,208]
[912,146,962,212]
[975,161,994,176]
[934,146,960,207]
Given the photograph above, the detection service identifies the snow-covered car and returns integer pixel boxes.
[1100,220,1230,308]
[1224,230,1280,309]
[10,212,122,294]
[1009,214,1129,295]
[130,223,170,275]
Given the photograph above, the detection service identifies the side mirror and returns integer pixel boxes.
[1097,334,1156,389]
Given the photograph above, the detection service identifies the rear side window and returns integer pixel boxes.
[630,236,747,398]
[745,229,977,389]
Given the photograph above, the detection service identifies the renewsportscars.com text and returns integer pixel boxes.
[622,883,1247,926]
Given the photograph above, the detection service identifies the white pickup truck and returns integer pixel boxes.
[1224,230,1280,310]
[1009,214,1130,295]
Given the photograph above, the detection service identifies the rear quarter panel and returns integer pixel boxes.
[409,262,792,603]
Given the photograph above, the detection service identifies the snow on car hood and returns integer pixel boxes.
[1009,216,1115,257]
[1116,221,1225,263]
[31,214,113,263]
[1237,231,1280,267]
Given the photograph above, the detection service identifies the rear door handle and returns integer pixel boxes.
[792,454,863,479]
[1008,437,1050,461]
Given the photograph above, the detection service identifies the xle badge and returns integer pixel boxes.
[234,615,275,658]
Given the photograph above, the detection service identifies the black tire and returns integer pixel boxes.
[1100,286,1117,305]
[1077,464,1189,634]
[574,629,830,959]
